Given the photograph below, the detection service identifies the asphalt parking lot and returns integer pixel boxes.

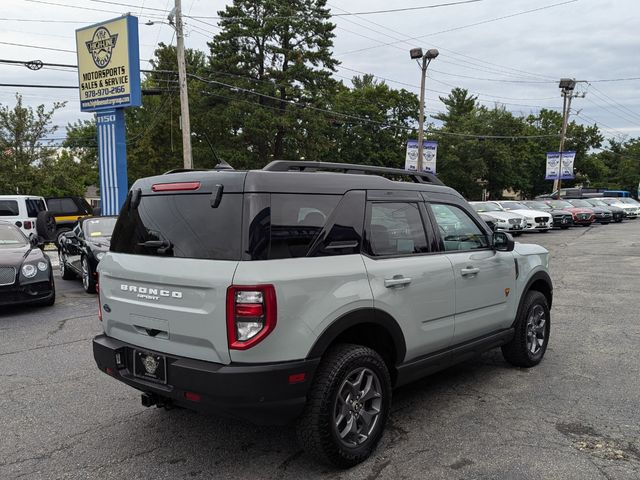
[2,223,639,480]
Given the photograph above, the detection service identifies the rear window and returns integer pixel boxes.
[110,193,242,260]
[0,200,19,216]
[26,199,46,218]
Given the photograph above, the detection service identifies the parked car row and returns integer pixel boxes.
[0,194,95,246]
[0,214,116,308]
[470,197,640,233]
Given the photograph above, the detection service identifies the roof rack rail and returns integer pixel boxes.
[262,160,444,186]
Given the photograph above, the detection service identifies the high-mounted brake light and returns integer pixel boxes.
[226,285,277,350]
[151,181,201,192]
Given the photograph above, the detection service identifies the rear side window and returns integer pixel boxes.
[110,193,242,260]
[244,192,364,260]
[366,202,428,256]
[47,198,78,214]
[26,199,46,218]
[0,200,19,216]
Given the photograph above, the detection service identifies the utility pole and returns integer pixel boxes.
[553,79,586,195]
[410,47,439,172]
[172,0,193,169]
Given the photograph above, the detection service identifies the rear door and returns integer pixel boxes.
[361,191,456,361]
[428,201,516,344]
[99,173,247,365]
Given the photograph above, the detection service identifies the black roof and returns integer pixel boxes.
[132,161,460,198]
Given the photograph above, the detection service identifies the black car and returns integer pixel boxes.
[58,216,117,293]
[45,196,94,246]
[0,221,55,307]
[584,199,624,222]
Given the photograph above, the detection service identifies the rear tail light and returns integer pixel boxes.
[23,220,33,229]
[226,285,276,350]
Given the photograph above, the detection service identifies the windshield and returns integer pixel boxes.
[0,223,28,246]
[619,198,640,205]
[499,201,528,210]
[525,201,549,210]
[549,200,573,208]
[471,202,502,212]
[569,199,592,207]
[83,217,117,239]
[588,200,607,207]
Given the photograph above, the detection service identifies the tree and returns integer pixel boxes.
[208,0,339,166]
[0,94,65,195]
[328,75,418,168]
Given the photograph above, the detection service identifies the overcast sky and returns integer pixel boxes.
[1,0,639,146]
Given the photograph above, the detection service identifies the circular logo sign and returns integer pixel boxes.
[85,27,119,69]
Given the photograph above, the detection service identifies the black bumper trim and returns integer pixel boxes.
[93,334,319,425]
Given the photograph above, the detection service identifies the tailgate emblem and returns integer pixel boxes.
[120,284,183,300]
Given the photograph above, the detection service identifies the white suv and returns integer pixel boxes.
[0,195,55,241]
[93,162,553,468]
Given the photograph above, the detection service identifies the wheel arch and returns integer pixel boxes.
[515,270,553,325]
[306,308,407,377]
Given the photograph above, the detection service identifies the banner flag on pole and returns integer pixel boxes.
[405,140,438,173]
[546,151,575,180]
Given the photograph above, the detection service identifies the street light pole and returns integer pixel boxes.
[172,0,193,169]
[410,48,439,172]
[553,78,586,195]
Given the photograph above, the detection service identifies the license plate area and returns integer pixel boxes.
[133,350,167,384]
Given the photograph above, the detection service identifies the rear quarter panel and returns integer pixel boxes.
[230,255,372,363]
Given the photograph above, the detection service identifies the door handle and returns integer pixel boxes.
[384,275,412,288]
[460,267,480,276]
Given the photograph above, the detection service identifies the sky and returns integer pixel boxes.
[1,0,639,146]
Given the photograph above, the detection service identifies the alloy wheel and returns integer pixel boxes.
[333,367,382,447]
[81,258,89,290]
[526,304,547,355]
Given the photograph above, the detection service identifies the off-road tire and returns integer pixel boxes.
[502,290,550,367]
[296,344,392,468]
[36,211,56,241]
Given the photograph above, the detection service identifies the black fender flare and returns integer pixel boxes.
[306,308,407,364]
[514,270,553,326]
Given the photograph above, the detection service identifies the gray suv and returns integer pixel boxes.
[93,161,553,468]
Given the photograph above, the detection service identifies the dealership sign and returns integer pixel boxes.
[76,15,141,215]
[405,140,438,174]
[76,15,141,112]
[545,151,575,180]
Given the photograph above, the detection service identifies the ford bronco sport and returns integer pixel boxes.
[93,161,552,468]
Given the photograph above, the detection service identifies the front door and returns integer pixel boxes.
[429,202,516,344]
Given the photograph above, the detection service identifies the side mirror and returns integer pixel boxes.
[29,235,39,247]
[493,231,515,252]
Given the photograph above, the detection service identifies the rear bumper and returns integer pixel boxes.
[93,334,319,425]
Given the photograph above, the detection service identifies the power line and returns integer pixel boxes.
[0,41,75,54]
[336,0,579,57]
[587,84,640,123]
